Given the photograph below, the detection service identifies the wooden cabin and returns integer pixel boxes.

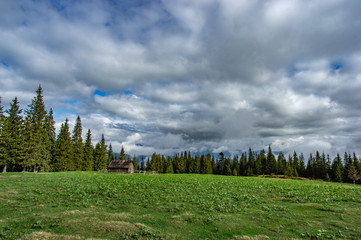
[107,160,134,173]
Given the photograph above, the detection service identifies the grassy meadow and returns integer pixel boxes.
[0,172,360,240]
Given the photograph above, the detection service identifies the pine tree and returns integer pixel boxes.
[247,148,255,175]
[5,97,24,171]
[21,85,51,172]
[222,158,232,175]
[140,156,145,171]
[331,154,343,182]
[83,129,94,171]
[53,119,74,171]
[201,154,213,174]
[107,143,114,164]
[276,152,286,175]
[132,154,138,170]
[299,153,306,177]
[239,153,247,176]
[119,146,126,160]
[267,145,277,174]
[93,134,107,171]
[165,156,174,173]
[0,97,8,172]
[44,108,56,171]
[72,116,84,171]
[293,151,299,177]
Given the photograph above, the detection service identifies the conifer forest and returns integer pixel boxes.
[0,86,360,185]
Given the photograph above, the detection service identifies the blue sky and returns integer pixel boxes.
[1,0,361,157]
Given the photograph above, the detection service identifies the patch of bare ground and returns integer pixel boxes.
[61,217,137,235]
[140,214,155,221]
[62,210,130,221]
[21,231,82,240]
[233,235,270,240]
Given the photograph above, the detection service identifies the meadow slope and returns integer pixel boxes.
[0,172,360,239]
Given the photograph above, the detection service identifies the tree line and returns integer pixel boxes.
[1,86,360,184]
[141,147,361,184]
[0,85,117,173]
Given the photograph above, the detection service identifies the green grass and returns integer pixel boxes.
[0,172,360,239]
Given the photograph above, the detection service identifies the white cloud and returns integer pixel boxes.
[1,0,361,156]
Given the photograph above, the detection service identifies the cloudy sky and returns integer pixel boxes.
[1,0,361,157]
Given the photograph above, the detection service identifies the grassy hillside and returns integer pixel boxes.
[0,172,360,239]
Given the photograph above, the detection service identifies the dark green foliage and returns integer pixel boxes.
[132,155,138,170]
[201,154,212,174]
[44,108,56,169]
[119,146,126,160]
[267,145,277,174]
[222,158,232,175]
[0,97,8,172]
[4,97,24,171]
[331,154,344,182]
[53,119,74,171]
[107,143,115,164]
[83,129,94,171]
[277,152,286,175]
[93,134,107,171]
[72,116,84,171]
[165,156,174,173]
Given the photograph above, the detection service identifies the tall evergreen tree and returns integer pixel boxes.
[132,154,138,170]
[93,134,107,170]
[83,129,94,171]
[239,153,247,176]
[44,108,56,171]
[140,156,145,171]
[201,153,213,174]
[53,119,74,171]
[267,145,277,174]
[222,158,232,175]
[165,156,174,173]
[276,152,286,175]
[107,143,114,164]
[5,97,24,171]
[0,97,8,172]
[119,146,126,160]
[331,154,344,182]
[72,116,84,171]
[22,85,51,172]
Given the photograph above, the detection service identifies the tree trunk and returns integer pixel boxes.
[2,165,6,173]
[22,167,26,172]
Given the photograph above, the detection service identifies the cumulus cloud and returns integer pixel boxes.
[1,0,361,156]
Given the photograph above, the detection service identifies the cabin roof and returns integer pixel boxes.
[108,160,134,169]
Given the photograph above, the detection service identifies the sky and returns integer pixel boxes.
[1,0,361,157]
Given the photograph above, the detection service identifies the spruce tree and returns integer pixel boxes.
[21,85,50,172]
[140,156,145,171]
[0,97,8,172]
[93,134,107,170]
[222,158,232,175]
[5,97,24,171]
[201,154,213,174]
[331,154,343,182]
[267,145,277,174]
[107,143,114,164]
[132,154,138,170]
[44,108,56,171]
[119,146,126,160]
[166,156,174,173]
[276,152,286,175]
[72,116,84,171]
[53,119,74,171]
[239,153,247,176]
[83,129,94,171]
